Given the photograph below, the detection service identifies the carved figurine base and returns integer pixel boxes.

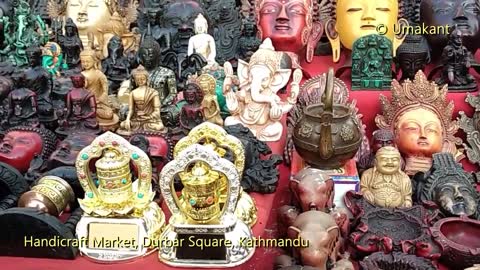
[76,216,162,263]
[158,213,255,267]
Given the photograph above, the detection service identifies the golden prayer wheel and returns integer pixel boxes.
[18,176,75,216]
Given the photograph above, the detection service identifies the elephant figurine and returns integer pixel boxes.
[287,211,341,270]
[290,168,335,212]
[222,38,301,142]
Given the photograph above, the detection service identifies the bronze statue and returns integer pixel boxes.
[396,34,430,81]
[101,35,131,95]
[117,65,166,135]
[57,18,83,70]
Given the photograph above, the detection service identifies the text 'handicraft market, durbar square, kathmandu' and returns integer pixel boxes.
[1,0,480,269]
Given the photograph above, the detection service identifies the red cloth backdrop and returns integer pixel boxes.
[1,53,479,270]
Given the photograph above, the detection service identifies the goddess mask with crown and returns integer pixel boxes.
[375,70,463,175]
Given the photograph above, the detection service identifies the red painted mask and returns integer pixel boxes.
[257,0,322,62]
[0,131,44,173]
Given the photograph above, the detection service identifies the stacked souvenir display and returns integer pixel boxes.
[0,0,479,269]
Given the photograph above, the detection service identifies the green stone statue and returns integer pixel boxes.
[0,0,47,67]
[351,34,393,90]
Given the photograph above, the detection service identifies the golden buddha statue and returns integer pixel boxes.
[174,122,257,227]
[48,0,138,49]
[80,49,119,131]
[117,65,166,135]
[90,10,140,59]
[197,74,223,126]
[75,131,165,241]
[360,146,412,208]
[325,0,408,62]
[158,143,255,266]
[376,70,463,175]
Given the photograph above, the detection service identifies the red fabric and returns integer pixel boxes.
[2,54,480,269]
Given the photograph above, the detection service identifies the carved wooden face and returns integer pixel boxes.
[395,108,443,158]
[49,134,95,168]
[435,182,478,217]
[66,0,110,31]
[420,0,480,53]
[336,0,399,50]
[0,131,43,173]
[258,0,309,53]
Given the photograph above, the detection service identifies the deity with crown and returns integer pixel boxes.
[75,132,165,262]
[158,143,255,267]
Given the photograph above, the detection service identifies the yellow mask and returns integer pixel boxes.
[327,0,406,62]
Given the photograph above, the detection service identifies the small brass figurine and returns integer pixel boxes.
[223,38,301,142]
[117,65,166,135]
[188,13,217,66]
[75,132,165,261]
[80,49,119,131]
[360,146,412,208]
[376,70,463,175]
[158,144,254,267]
[198,74,223,126]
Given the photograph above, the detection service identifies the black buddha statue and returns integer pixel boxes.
[5,72,40,128]
[24,46,57,127]
[57,18,83,71]
[101,35,131,95]
[238,16,261,62]
[436,29,476,91]
[138,36,179,127]
[396,34,430,81]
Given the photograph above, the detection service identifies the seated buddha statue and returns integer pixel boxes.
[198,74,223,126]
[187,13,217,67]
[56,74,100,137]
[117,65,166,136]
[101,36,131,95]
[360,146,412,208]
[6,73,39,128]
[178,83,204,133]
[80,49,119,131]
[137,36,179,128]
[75,132,165,239]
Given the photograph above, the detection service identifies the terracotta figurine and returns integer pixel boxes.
[187,13,217,66]
[0,126,56,174]
[255,0,323,65]
[376,70,462,175]
[118,65,166,135]
[80,49,119,131]
[56,74,100,137]
[223,38,301,142]
[360,146,412,208]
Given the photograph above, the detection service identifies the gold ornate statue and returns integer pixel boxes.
[90,9,140,59]
[117,65,166,135]
[75,132,165,262]
[174,122,257,227]
[375,70,463,175]
[158,144,255,267]
[197,74,223,126]
[325,0,408,62]
[188,13,217,66]
[360,146,412,208]
[47,0,138,48]
[80,49,119,130]
[223,38,301,142]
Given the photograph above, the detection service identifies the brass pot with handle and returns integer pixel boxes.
[293,68,362,169]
